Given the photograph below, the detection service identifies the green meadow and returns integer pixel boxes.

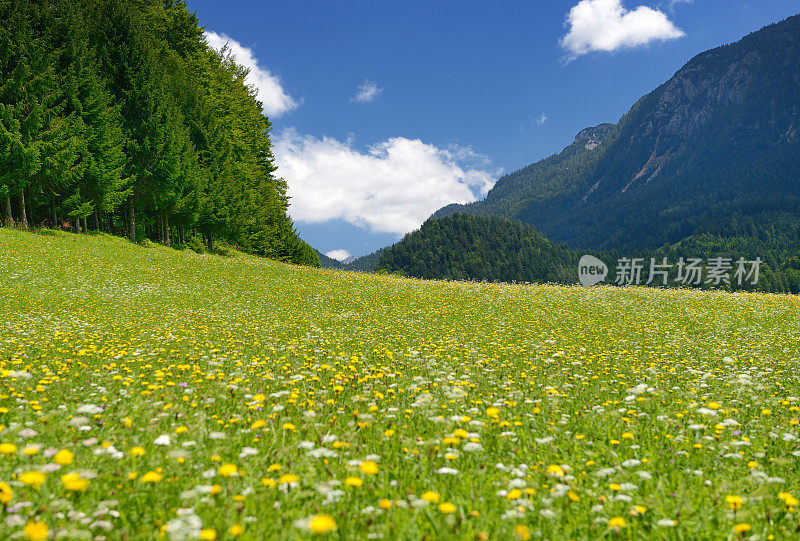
[1,228,799,540]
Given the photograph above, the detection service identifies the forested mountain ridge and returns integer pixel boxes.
[0,0,318,266]
[315,250,345,269]
[435,123,617,221]
[377,214,579,284]
[434,15,800,252]
[378,213,800,292]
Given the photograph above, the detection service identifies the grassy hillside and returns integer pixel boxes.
[1,229,799,539]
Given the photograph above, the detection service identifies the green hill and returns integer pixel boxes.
[2,228,800,539]
[377,214,578,283]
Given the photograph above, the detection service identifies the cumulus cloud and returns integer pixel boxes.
[204,31,298,117]
[561,0,685,59]
[274,130,498,236]
[325,249,351,261]
[351,80,383,103]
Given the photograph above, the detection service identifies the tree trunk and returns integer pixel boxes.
[50,196,57,229]
[127,198,136,242]
[4,194,12,227]
[19,190,28,230]
[74,219,81,234]
[164,213,171,246]
[82,216,88,233]
[94,210,100,232]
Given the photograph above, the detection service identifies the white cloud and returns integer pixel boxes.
[561,0,685,59]
[274,130,498,236]
[204,31,298,117]
[351,80,383,103]
[325,249,351,261]
[536,113,548,125]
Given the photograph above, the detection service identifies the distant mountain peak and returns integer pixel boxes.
[574,123,616,150]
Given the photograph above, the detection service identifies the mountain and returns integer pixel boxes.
[314,248,387,272]
[435,15,800,252]
[343,248,387,272]
[315,250,345,269]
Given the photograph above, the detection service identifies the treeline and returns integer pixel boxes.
[0,0,318,265]
[377,213,800,294]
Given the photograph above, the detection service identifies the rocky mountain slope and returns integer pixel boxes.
[435,15,800,251]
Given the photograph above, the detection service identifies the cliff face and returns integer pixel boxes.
[434,14,800,250]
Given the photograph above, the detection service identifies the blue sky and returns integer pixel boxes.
[188,0,800,260]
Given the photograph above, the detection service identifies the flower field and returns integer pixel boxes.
[1,229,799,540]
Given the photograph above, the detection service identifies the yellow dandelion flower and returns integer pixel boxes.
[199,528,217,540]
[608,516,626,529]
[218,463,238,477]
[506,489,523,500]
[0,481,13,504]
[439,502,456,513]
[61,472,89,492]
[53,449,73,466]
[308,514,337,535]
[360,460,379,475]
[421,491,440,503]
[546,464,565,478]
[131,446,145,457]
[725,495,744,510]
[733,523,751,534]
[725,494,744,511]
[379,498,392,510]
[140,471,163,483]
[23,520,48,541]
[18,471,46,489]
[345,477,363,487]
[229,525,244,536]
[0,443,17,455]
[278,473,299,485]
[513,524,531,540]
